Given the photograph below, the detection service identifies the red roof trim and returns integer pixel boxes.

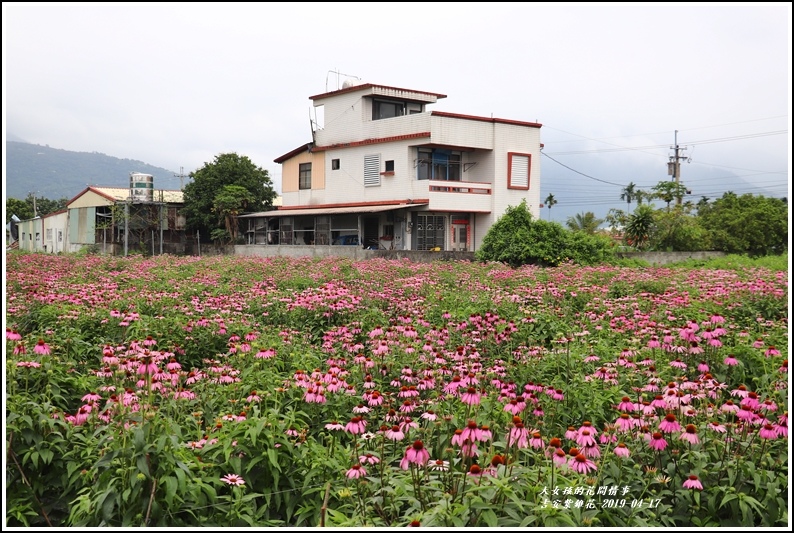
[274,143,315,164]
[431,111,542,128]
[67,186,117,206]
[276,199,429,211]
[314,132,431,152]
[310,83,447,101]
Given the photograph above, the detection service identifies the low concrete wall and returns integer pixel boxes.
[616,251,726,266]
[234,245,475,263]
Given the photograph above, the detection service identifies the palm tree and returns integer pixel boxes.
[544,193,558,220]
[620,182,637,212]
[566,211,604,234]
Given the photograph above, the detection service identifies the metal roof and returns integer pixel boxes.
[239,203,422,218]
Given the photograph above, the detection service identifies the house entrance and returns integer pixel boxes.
[363,217,379,249]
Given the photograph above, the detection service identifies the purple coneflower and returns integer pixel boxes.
[569,453,597,474]
[649,432,668,451]
[385,425,406,441]
[682,475,703,490]
[346,464,367,479]
[344,416,367,435]
[759,424,778,440]
[220,473,245,486]
[33,339,51,355]
[659,413,681,433]
[460,387,482,406]
[680,424,699,445]
[614,443,630,457]
[400,440,430,469]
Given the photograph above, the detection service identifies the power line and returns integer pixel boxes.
[541,152,627,187]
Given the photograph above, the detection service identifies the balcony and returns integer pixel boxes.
[427,180,492,212]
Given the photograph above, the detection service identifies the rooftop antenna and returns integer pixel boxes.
[174,166,187,190]
[326,69,361,92]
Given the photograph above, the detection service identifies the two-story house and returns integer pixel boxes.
[239,81,542,253]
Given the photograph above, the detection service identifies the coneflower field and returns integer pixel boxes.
[4,253,789,527]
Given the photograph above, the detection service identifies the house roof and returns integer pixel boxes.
[431,111,542,129]
[274,143,315,164]
[240,200,428,218]
[68,186,184,205]
[309,83,447,103]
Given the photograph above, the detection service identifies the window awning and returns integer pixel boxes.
[240,202,427,218]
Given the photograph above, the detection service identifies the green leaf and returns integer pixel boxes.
[136,454,150,478]
[720,493,738,509]
[163,476,177,508]
[480,509,498,527]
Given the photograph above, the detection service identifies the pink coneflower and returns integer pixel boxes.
[529,432,544,449]
[565,426,579,441]
[359,453,380,465]
[143,336,157,347]
[576,429,597,447]
[670,359,687,369]
[255,348,276,359]
[740,392,760,410]
[760,399,778,412]
[33,339,51,355]
[552,448,568,467]
[352,404,371,414]
[736,407,756,422]
[220,473,245,486]
[650,395,667,409]
[346,464,367,479]
[615,413,634,432]
[385,425,406,441]
[325,421,344,431]
[721,400,739,413]
[460,387,482,406]
[507,418,530,449]
[429,459,450,471]
[697,361,709,373]
[137,355,159,375]
[682,475,703,490]
[81,392,101,403]
[614,443,630,457]
[730,385,749,398]
[400,440,430,469]
[461,420,486,443]
[659,414,681,433]
[759,424,778,440]
[420,410,438,422]
[583,354,601,363]
[246,391,261,403]
[724,355,739,366]
[707,421,726,433]
[6,328,22,341]
[764,346,781,358]
[680,424,700,445]
[649,432,668,451]
[779,360,788,373]
[617,396,636,412]
[569,453,597,474]
[345,416,367,435]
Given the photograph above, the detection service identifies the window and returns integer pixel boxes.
[385,160,394,172]
[372,99,405,120]
[364,154,381,187]
[299,163,312,190]
[46,228,53,240]
[508,152,530,190]
[417,149,461,181]
[332,159,340,170]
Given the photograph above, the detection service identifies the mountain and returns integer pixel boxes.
[4,141,179,200]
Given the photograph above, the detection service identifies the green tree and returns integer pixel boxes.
[182,153,276,240]
[477,199,569,267]
[651,180,689,211]
[652,205,710,251]
[544,193,558,220]
[697,192,788,256]
[565,211,603,234]
[6,198,34,222]
[624,204,655,250]
[620,182,637,212]
[5,195,68,222]
[212,185,256,244]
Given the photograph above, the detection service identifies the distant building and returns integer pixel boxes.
[239,81,542,255]
[16,185,187,255]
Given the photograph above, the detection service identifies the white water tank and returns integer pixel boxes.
[130,172,154,202]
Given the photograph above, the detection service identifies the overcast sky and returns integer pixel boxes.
[3,2,791,221]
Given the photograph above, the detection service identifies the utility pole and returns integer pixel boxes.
[174,166,187,190]
[667,130,688,206]
[28,191,38,217]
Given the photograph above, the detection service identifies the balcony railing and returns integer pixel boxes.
[427,180,492,195]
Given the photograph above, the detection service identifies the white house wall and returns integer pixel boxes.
[42,212,68,253]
